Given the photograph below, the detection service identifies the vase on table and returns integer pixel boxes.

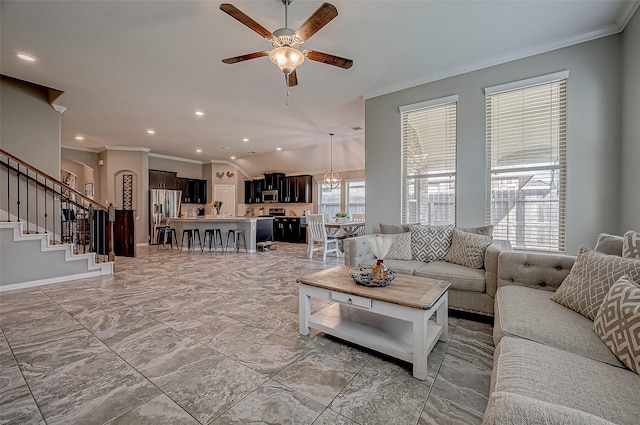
[372,258,389,278]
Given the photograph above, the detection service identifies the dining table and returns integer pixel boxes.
[324,220,366,238]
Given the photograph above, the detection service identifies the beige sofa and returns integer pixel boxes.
[343,233,512,315]
[484,237,640,424]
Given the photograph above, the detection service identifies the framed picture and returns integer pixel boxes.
[85,182,94,198]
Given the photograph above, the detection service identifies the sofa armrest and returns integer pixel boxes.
[343,235,376,267]
[485,240,512,299]
[497,251,575,292]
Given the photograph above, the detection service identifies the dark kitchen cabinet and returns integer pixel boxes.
[264,173,284,191]
[177,178,207,204]
[149,170,178,189]
[273,217,306,243]
[244,179,264,204]
[281,175,312,203]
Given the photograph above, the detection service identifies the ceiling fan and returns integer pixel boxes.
[220,0,353,87]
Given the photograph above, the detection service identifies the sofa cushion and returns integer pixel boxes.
[414,260,485,293]
[492,337,640,425]
[409,224,453,262]
[594,233,624,256]
[483,392,618,425]
[551,247,640,320]
[379,223,409,234]
[443,228,492,269]
[384,232,412,261]
[358,258,424,276]
[458,225,493,237]
[494,285,623,367]
[593,276,640,373]
[623,230,640,259]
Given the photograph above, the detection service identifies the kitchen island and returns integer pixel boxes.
[169,217,274,253]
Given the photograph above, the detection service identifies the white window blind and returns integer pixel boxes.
[401,96,457,225]
[346,180,365,217]
[486,77,567,252]
[318,183,341,219]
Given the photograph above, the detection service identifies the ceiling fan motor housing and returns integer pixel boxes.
[270,28,304,75]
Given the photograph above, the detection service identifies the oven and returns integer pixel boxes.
[262,190,279,203]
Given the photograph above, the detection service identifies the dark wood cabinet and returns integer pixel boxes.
[244,179,264,204]
[273,217,306,243]
[264,173,284,191]
[176,177,207,204]
[114,209,136,257]
[281,175,312,203]
[149,170,178,189]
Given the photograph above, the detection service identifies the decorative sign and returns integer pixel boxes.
[123,174,133,210]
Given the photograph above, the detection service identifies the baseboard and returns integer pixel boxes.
[0,270,103,292]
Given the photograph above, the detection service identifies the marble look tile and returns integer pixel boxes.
[75,306,164,346]
[330,356,432,425]
[312,409,361,425]
[107,394,199,425]
[453,318,493,344]
[165,357,267,424]
[110,325,224,390]
[233,333,310,377]
[0,362,27,394]
[305,334,373,367]
[211,380,325,425]
[273,349,362,406]
[428,354,492,416]
[0,384,45,425]
[197,321,271,356]
[0,297,64,327]
[419,392,484,425]
[171,311,238,339]
[2,311,82,346]
[446,336,494,371]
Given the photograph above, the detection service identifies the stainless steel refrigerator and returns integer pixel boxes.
[149,189,182,244]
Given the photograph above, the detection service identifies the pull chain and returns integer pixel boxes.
[286,90,290,106]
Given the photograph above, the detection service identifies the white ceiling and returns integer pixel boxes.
[1,1,637,177]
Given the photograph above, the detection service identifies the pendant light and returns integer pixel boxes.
[323,133,340,189]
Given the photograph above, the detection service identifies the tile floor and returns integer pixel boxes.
[0,243,494,425]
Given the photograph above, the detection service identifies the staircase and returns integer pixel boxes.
[1,149,114,291]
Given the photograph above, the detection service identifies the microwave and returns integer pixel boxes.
[262,190,278,203]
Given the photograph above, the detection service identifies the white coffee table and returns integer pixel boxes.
[297,265,450,380]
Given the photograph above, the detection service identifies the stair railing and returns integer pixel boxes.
[1,148,114,264]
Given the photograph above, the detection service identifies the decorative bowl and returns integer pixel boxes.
[349,267,396,287]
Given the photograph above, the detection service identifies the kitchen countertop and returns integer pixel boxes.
[170,216,273,222]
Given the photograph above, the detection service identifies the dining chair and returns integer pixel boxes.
[306,214,341,261]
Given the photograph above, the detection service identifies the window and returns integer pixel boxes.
[318,184,341,219]
[486,71,568,252]
[346,180,365,217]
[400,95,457,225]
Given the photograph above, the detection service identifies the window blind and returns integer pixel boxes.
[401,97,457,225]
[486,78,567,251]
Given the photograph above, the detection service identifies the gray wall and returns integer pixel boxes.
[621,11,640,231]
[1,77,61,177]
[365,35,624,255]
[148,156,204,179]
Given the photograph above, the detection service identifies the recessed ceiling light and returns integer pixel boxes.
[17,53,36,62]
[195,111,204,116]
[196,149,202,153]
[75,136,85,141]
[147,129,155,134]
[276,147,282,151]
[242,138,249,142]
[230,156,236,160]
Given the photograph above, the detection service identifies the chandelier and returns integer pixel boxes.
[323,133,340,189]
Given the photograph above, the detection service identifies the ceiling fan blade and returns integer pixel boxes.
[304,50,353,69]
[286,69,298,87]
[295,2,338,42]
[222,51,269,64]
[220,3,274,40]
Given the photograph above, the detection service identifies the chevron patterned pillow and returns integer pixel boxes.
[551,247,640,320]
[593,276,640,374]
[384,232,412,260]
[623,230,640,259]
[409,225,454,262]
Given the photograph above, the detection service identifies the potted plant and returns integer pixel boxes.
[335,211,349,223]
[211,200,223,215]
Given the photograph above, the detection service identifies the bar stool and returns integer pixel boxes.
[203,228,223,251]
[156,226,178,250]
[180,229,202,251]
[225,229,247,253]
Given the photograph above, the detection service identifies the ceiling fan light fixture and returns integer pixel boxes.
[269,46,304,75]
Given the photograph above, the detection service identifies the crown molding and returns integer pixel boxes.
[104,146,151,152]
[208,160,250,179]
[618,0,640,29]
[61,144,101,153]
[363,22,623,100]
[148,152,203,164]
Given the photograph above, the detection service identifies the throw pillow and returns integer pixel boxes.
[457,225,494,237]
[409,224,454,262]
[593,276,640,374]
[443,228,493,269]
[594,233,624,256]
[623,230,640,259]
[551,247,640,320]
[384,232,412,260]
[379,223,409,234]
